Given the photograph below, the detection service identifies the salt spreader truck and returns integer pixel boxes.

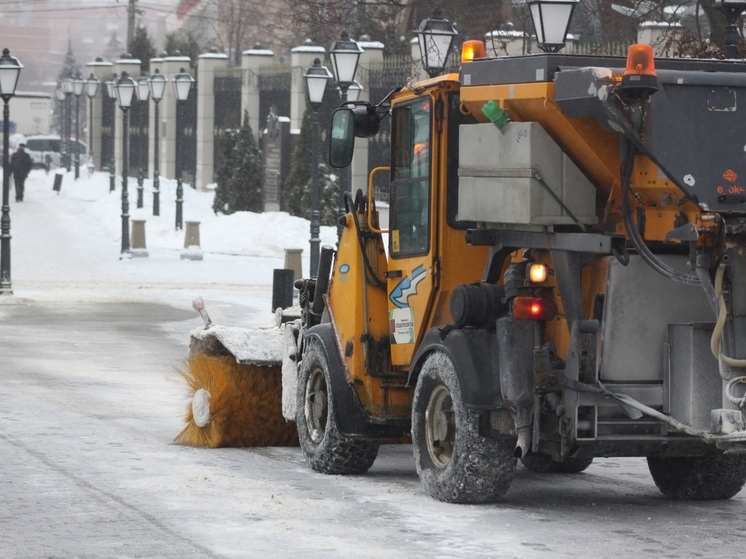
[180,38,746,503]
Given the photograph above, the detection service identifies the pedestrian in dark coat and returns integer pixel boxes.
[10,143,33,201]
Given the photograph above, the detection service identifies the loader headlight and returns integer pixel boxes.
[527,263,548,283]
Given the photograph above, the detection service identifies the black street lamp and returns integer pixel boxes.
[72,75,85,180]
[329,31,363,237]
[62,77,74,171]
[135,75,150,209]
[85,73,100,172]
[114,72,136,258]
[721,0,746,58]
[172,67,195,231]
[149,69,166,216]
[0,48,22,295]
[527,0,579,53]
[55,84,65,171]
[304,58,333,276]
[416,9,458,78]
[106,73,118,183]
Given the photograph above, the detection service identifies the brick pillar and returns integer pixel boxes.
[159,55,192,180]
[112,58,141,177]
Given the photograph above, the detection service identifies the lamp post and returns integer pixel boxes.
[106,73,118,183]
[527,0,579,53]
[416,8,458,78]
[72,75,85,180]
[329,31,363,237]
[172,67,195,231]
[346,80,363,102]
[149,69,166,216]
[114,72,136,258]
[85,73,100,172]
[135,75,150,209]
[0,48,21,295]
[721,1,746,58]
[304,58,333,276]
[55,85,65,171]
[62,77,74,171]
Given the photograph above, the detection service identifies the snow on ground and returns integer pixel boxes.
[4,167,338,325]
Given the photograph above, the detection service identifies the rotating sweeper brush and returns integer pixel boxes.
[174,297,298,448]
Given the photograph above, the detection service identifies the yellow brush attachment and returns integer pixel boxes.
[175,353,298,448]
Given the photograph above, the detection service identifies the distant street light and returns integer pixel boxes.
[416,8,458,78]
[106,73,118,184]
[172,67,195,231]
[346,80,363,102]
[135,75,150,209]
[149,69,167,217]
[114,72,137,258]
[62,77,74,171]
[85,73,100,173]
[0,48,22,295]
[72,75,85,180]
[304,58,333,276]
[329,31,363,237]
[527,0,579,53]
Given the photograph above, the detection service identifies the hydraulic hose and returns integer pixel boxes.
[710,263,746,371]
[620,141,701,286]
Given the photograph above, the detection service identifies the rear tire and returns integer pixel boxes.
[412,351,516,503]
[296,339,379,475]
[521,452,593,474]
[647,452,746,500]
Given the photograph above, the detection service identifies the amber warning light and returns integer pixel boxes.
[461,40,486,64]
[622,43,658,92]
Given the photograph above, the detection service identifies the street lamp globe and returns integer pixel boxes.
[149,69,167,101]
[73,75,85,97]
[528,0,579,53]
[106,73,118,99]
[55,84,65,102]
[86,73,100,99]
[0,49,23,99]
[304,58,333,107]
[115,72,137,111]
[62,76,74,95]
[416,8,458,78]
[346,80,363,102]
[173,68,195,102]
[135,75,150,102]
[329,31,363,90]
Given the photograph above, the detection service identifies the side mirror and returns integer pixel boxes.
[329,108,355,168]
[329,104,382,169]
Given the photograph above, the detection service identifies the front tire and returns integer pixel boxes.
[647,452,746,500]
[412,351,516,503]
[296,339,379,475]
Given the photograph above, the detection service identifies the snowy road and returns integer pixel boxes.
[1,171,745,558]
[2,300,746,558]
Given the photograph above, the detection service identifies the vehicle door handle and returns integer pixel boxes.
[384,270,403,278]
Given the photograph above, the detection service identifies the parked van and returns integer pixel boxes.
[24,135,86,169]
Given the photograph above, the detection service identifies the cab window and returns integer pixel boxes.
[390,97,431,257]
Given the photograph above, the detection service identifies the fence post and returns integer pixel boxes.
[181,220,203,260]
[196,50,228,191]
[290,40,325,135]
[131,219,149,258]
[242,44,274,143]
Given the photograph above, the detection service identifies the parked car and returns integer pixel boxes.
[23,135,86,169]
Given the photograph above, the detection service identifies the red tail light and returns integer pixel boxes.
[512,297,557,321]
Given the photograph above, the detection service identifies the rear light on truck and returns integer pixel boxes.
[512,297,557,321]
[622,44,658,92]
[461,40,486,64]
[527,263,548,283]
